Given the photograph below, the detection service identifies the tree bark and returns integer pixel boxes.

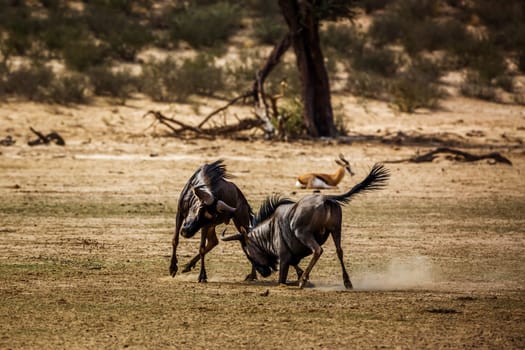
[278,0,336,137]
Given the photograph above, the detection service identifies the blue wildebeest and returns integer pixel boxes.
[169,159,256,282]
[221,164,389,289]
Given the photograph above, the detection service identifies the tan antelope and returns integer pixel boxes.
[295,154,355,189]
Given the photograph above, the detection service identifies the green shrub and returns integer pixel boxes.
[369,12,404,46]
[88,65,137,103]
[276,98,305,139]
[140,56,179,102]
[170,2,241,48]
[347,71,389,100]
[392,0,439,21]
[4,62,53,100]
[351,46,400,78]
[84,6,152,61]
[390,68,443,112]
[322,23,365,56]
[176,54,225,98]
[225,50,261,92]
[3,63,88,103]
[48,73,88,104]
[253,17,286,45]
[141,54,225,102]
[245,0,281,17]
[460,71,497,101]
[63,40,107,71]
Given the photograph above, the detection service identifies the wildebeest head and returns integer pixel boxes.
[180,185,236,238]
[178,160,237,238]
[221,195,293,277]
[221,226,275,277]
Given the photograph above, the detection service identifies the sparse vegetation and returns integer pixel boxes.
[170,2,242,49]
[0,0,524,113]
[88,65,137,104]
[140,54,225,102]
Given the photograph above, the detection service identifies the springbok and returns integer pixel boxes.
[222,164,389,289]
[295,154,355,189]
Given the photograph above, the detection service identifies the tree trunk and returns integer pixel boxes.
[278,0,336,137]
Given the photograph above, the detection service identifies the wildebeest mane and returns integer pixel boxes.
[195,159,230,190]
[255,194,294,224]
[177,160,229,211]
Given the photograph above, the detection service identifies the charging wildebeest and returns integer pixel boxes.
[169,159,255,282]
[222,163,389,289]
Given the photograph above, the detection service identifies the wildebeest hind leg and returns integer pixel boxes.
[331,229,352,289]
[298,238,323,289]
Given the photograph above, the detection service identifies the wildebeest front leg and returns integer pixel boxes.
[169,213,183,277]
[278,260,291,286]
[197,227,215,283]
[331,229,352,289]
[244,265,258,281]
[169,234,179,276]
[181,227,218,273]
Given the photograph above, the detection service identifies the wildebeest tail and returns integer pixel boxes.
[329,163,389,205]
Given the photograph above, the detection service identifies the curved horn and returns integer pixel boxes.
[193,185,214,205]
[220,228,244,241]
[338,154,355,176]
[216,200,236,213]
[338,153,349,165]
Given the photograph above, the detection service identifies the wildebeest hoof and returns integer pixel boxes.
[182,263,194,273]
[169,266,178,277]
[344,281,353,289]
[244,273,257,281]
[198,274,208,283]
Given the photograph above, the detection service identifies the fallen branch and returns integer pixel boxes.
[384,147,512,165]
[144,110,263,139]
[144,110,205,136]
[197,92,252,129]
[28,127,65,146]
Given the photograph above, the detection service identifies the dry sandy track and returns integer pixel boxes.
[1,96,524,349]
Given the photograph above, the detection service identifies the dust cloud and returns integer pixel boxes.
[353,256,436,291]
[312,256,436,291]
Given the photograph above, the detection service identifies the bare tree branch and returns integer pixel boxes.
[383,147,512,165]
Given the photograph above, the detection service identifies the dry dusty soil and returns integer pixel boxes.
[1,96,524,349]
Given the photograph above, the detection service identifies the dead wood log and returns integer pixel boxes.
[28,127,65,146]
[384,147,512,165]
[0,135,15,146]
[144,110,206,136]
[145,110,262,139]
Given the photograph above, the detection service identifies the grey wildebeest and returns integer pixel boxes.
[169,159,255,282]
[222,163,389,289]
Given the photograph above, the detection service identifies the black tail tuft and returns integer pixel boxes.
[330,163,390,205]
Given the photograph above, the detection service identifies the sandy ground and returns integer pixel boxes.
[0,95,524,349]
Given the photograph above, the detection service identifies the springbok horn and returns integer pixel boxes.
[216,200,236,213]
[338,154,355,176]
[338,153,349,165]
[220,229,244,241]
